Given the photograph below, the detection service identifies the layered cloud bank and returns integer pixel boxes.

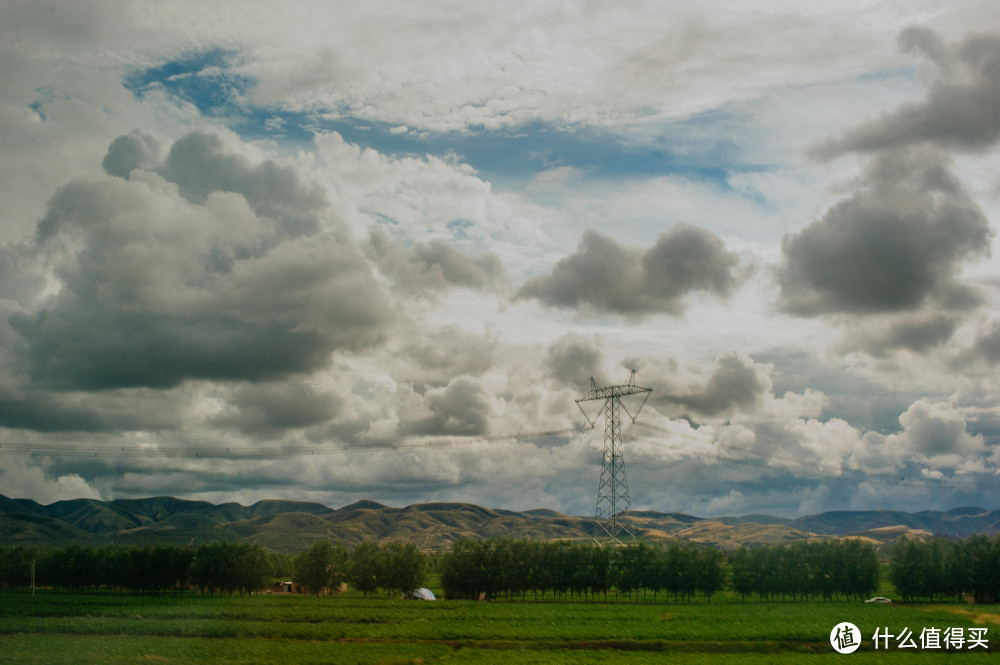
[1,2,998,517]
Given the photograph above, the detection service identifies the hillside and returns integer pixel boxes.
[1,494,997,553]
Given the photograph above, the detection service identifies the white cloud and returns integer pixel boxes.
[1,1,999,519]
[702,490,746,515]
[0,456,102,504]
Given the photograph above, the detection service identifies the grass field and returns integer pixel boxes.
[1,590,997,664]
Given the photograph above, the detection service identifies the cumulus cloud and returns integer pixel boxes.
[516,224,742,317]
[691,388,986,500]
[788,28,998,346]
[813,28,1000,157]
[364,227,507,296]
[11,132,394,390]
[849,400,986,476]
[778,148,992,316]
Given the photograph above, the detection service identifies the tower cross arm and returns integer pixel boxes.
[575,383,652,403]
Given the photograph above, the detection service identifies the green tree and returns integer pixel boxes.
[729,547,754,601]
[890,536,942,601]
[440,539,482,599]
[0,546,38,589]
[580,543,611,600]
[350,542,382,597]
[961,534,1000,604]
[295,541,336,595]
[696,546,725,601]
[192,542,270,596]
[507,539,535,600]
[270,551,295,580]
[838,539,879,600]
[612,543,655,600]
[381,542,427,597]
[233,542,272,594]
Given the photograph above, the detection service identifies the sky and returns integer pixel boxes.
[2,1,1000,518]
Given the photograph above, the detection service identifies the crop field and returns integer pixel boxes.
[1,591,997,664]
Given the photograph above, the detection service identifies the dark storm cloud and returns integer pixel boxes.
[159,131,328,237]
[813,29,1000,157]
[545,333,603,388]
[210,379,344,435]
[688,353,769,415]
[412,375,496,436]
[895,400,983,456]
[841,313,961,357]
[0,384,182,432]
[404,325,497,383]
[969,321,1000,364]
[11,133,394,390]
[0,241,45,303]
[10,300,345,389]
[516,224,741,316]
[101,130,161,178]
[777,148,992,316]
[363,228,506,295]
[656,352,770,418]
[955,319,1000,367]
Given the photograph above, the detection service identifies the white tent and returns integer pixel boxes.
[410,587,436,600]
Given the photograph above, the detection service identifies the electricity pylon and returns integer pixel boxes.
[576,371,652,546]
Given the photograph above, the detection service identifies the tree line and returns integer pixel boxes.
[0,540,427,597]
[6,534,999,603]
[729,539,879,601]
[439,539,725,601]
[439,538,883,602]
[293,541,427,597]
[889,534,1000,603]
[0,542,279,595]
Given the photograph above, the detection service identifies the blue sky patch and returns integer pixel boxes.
[123,50,771,196]
[124,49,253,117]
[28,100,46,121]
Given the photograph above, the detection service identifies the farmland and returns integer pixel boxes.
[1,590,997,664]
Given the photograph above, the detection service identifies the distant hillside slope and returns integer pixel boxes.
[1,494,997,553]
[789,508,1000,538]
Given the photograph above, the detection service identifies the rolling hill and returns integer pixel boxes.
[1,494,997,553]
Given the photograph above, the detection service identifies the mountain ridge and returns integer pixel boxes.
[1,494,997,553]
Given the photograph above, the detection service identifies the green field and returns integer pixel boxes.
[1,591,996,664]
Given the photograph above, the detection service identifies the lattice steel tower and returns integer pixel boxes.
[576,371,652,546]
